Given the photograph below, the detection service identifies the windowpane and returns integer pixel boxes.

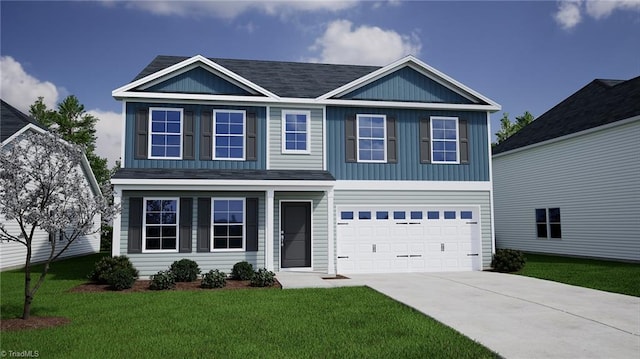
[535,209,547,223]
[410,211,422,220]
[357,115,385,162]
[284,112,308,152]
[550,224,562,238]
[358,211,371,220]
[214,111,245,159]
[146,213,160,224]
[548,208,561,223]
[144,198,178,251]
[461,211,473,219]
[146,238,160,250]
[393,211,405,220]
[444,211,456,219]
[341,211,354,220]
[214,238,227,249]
[427,211,439,220]
[229,238,243,249]
[162,237,176,249]
[431,117,458,163]
[149,109,182,158]
[376,211,389,220]
[537,224,548,238]
[146,226,160,237]
[212,199,245,250]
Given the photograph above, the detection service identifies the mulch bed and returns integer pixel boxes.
[2,279,281,332]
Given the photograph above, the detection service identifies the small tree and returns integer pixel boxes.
[494,111,535,145]
[0,131,119,319]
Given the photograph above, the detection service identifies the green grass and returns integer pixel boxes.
[517,253,640,297]
[1,254,498,358]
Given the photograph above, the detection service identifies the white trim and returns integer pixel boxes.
[281,110,311,154]
[335,180,491,192]
[493,115,640,158]
[326,189,335,275]
[265,190,275,271]
[210,197,246,252]
[212,109,246,161]
[111,188,122,256]
[279,200,314,271]
[430,116,460,164]
[120,101,126,167]
[142,197,180,253]
[487,111,496,257]
[322,106,327,171]
[265,106,271,169]
[356,114,387,163]
[148,107,184,160]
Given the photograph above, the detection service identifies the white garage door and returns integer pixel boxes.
[337,207,481,274]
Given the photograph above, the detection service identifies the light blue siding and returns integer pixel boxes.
[326,107,490,181]
[268,107,324,170]
[145,67,251,95]
[339,67,474,104]
[124,102,266,169]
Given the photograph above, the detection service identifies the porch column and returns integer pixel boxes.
[265,189,275,271]
[111,187,122,256]
[326,188,336,275]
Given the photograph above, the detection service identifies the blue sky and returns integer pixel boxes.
[2,0,639,165]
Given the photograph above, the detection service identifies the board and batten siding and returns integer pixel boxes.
[120,191,265,276]
[0,214,100,270]
[333,189,493,269]
[493,119,640,262]
[273,192,328,272]
[268,107,324,170]
[145,67,251,95]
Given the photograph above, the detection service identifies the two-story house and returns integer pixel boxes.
[111,55,500,275]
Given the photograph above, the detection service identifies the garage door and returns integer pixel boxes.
[337,207,481,274]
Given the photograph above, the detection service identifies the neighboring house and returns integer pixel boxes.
[0,100,102,270]
[493,77,640,262]
[110,55,501,275]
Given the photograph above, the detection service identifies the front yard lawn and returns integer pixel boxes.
[1,254,498,358]
[517,253,640,297]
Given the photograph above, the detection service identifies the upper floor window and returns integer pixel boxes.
[431,117,459,163]
[357,114,386,162]
[282,110,311,154]
[214,110,245,160]
[143,198,178,252]
[212,198,245,251]
[149,108,183,159]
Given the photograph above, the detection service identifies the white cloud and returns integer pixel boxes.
[89,109,123,167]
[0,56,59,113]
[308,20,421,65]
[554,0,640,29]
[112,0,358,19]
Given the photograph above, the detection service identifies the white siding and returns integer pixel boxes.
[268,107,324,170]
[493,120,640,261]
[333,189,493,269]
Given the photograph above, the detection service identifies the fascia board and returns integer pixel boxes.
[111,178,335,190]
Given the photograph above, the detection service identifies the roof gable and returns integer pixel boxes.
[143,66,252,96]
[1,100,45,142]
[493,76,640,155]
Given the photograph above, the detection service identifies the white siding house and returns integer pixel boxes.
[0,100,102,270]
[493,77,640,262]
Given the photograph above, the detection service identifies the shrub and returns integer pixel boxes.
[201,269,227,289]
[88,255,138,284]
[106,266,137,290]
[149,270,176,290]
[491,249,526,273]
[250,268,276,287]
[170,259,200,282]
[231,261,254,280]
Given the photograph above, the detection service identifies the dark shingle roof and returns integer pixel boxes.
[493,76,640,155]
[1,100,45,142]
[132,55,380,98]
[112,168,335,181]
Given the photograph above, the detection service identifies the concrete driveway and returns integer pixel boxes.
[277,271,640,358]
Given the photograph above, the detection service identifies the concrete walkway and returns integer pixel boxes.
[276,271,640,359]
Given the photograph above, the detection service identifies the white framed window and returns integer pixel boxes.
[213,110,245,160]
[282,110,311,154]
[357,114,387,162]
[143,198,179,252]
[149,108,183,159]
[536,208,562,239]
[430,116,459,164]
[211,198,245,251]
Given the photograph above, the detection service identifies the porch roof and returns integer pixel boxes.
[112,168,336,181]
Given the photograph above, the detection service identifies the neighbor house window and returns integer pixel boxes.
[212,199,245,251]
[357,114,386,162]
[536,208,562,239]
[149,108,183,159]
[431,117,459,163]
[214,110,245,160]
[282,110,310,153]
[143,198,178,252]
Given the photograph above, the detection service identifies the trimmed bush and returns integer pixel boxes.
[88,255,138,284]
[250,268,276,287]
[491,248,526,273]
[149,270,176,290]
[201,269,227,289]
[231,261,254,280]
[106,267,137,290]
[170,259,200,282]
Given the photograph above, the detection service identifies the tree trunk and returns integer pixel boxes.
[22,246,33,320]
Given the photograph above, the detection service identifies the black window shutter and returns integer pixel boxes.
[386,116,397,163]
[197,198,211,252]
[246,112,257,161]
[459,119,469,164]
[183,111,195,160]
[179,198,193,253]
[419,118,431,164]
[246,198,259,252]
[128,197,143,253]
[135,109,148,159]
[200,111,213,160]
[345,114,357,162]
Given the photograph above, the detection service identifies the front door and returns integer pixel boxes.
[281,202,311,268]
